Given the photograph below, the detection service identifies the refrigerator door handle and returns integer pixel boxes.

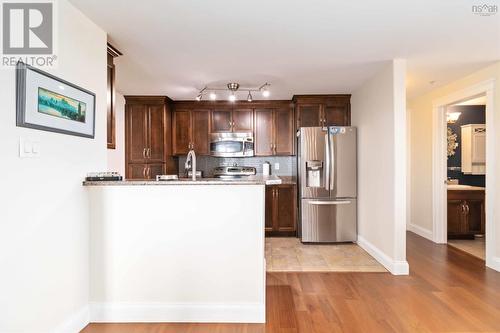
[308,200,352,205]
[330,132,335,191]
[324,132,330,191]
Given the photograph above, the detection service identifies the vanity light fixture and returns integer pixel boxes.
[447,112,461,124]
[195,82,270,101]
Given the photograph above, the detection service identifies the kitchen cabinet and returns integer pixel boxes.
[172,109,210,155]
[265,184,297,236]
[106,43,121,149]
[447,189,485,239]
[211,108,253,133]
[125,96,176,179]
[294,95,351,128]
[255,108,294,156]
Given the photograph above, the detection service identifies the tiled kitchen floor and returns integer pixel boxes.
[448,237,485,260]
[265,237,387,272]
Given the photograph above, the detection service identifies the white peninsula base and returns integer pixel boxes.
[87,183,266,323]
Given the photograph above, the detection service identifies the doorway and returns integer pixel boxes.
[445,96,486,260]
[432,79,496,269]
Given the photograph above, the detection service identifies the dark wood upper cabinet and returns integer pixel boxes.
[211,109,232,132]
[254,109,274,156]
[232,108,253,132]
[173,109,211,156]
[106,43,122,149]
[297,104,322,127]
[172,110,191,155]
[212,108,253,133]
[294,95,351,128]
[274,108,294,155]
[191,110,210,155]
[125,96,176,179]
[254,107,294,156]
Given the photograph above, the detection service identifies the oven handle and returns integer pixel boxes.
[307,200,351,205]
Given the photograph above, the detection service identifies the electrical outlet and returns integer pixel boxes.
[274,162,280,170]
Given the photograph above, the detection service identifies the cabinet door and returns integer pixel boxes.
[192,110,210,155]
[274,108,294,155]
[148,105,165,162]
[148,163,165,179]
[172,110,191,155]
[447,200,466,236]
[276,185,297,233]
[254,109,274,156]
[126,104,148,163]
[465,199,485,234]
[212,109,232,132]
[127,163,148,179]
[232,109,253,132]
[265,186,275,233]
[323,104,349,126]
[297,104,321,128]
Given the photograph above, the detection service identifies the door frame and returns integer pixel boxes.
[432,79,496,269]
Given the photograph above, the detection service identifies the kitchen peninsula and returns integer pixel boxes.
[85,179,266,323]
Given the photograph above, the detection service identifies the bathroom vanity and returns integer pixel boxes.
[447,185,485,239]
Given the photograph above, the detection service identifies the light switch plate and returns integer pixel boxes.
[19,138,40,158]
[274,162,280,170]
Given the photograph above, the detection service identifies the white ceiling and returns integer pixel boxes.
[69,0,500,100]
[454,95,487,105]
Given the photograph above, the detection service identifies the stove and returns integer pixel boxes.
[213,166,256,178]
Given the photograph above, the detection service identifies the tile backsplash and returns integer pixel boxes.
[178,156,297,177]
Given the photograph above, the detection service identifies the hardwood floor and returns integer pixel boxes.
[81,232,500,333]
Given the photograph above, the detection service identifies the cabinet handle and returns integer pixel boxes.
[143,166,146,179]
[465,203,470,215]
[143,148,146,158]
[148,167,151,179]
[147,148,151,158]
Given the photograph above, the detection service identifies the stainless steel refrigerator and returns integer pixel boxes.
[298,126,357,243]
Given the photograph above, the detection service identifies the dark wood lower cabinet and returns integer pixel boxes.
[127,163,165,180]
[265,184,297,237]
[447,189,485,239]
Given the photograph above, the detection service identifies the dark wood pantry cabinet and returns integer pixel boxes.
[265,184,297,236]
[294,95,351,128]
[125,96,177,179]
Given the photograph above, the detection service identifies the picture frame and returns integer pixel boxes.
[16,61,96,138]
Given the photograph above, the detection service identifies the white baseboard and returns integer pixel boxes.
[52,305,89,333]
[89,302,265,323]
[407,223,433,241]
[357,236,409,275]
[486,256,500,272]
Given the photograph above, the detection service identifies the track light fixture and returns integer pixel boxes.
[195,82,270,102]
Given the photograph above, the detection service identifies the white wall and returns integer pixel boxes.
[408,62,500,270]
[107,92,125,175]
[0,1,107,332]
[88,184,266,323]
[351,59,409,275]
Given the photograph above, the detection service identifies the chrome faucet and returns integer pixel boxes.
[184,149,197,181]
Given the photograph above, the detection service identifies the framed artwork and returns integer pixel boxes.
[16,61,96,138]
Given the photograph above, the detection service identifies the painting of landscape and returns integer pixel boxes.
[38,87,87,123]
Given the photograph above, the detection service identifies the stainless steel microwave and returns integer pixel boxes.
[210,132,254,157]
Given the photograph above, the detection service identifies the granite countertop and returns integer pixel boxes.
[83,175,296,186]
